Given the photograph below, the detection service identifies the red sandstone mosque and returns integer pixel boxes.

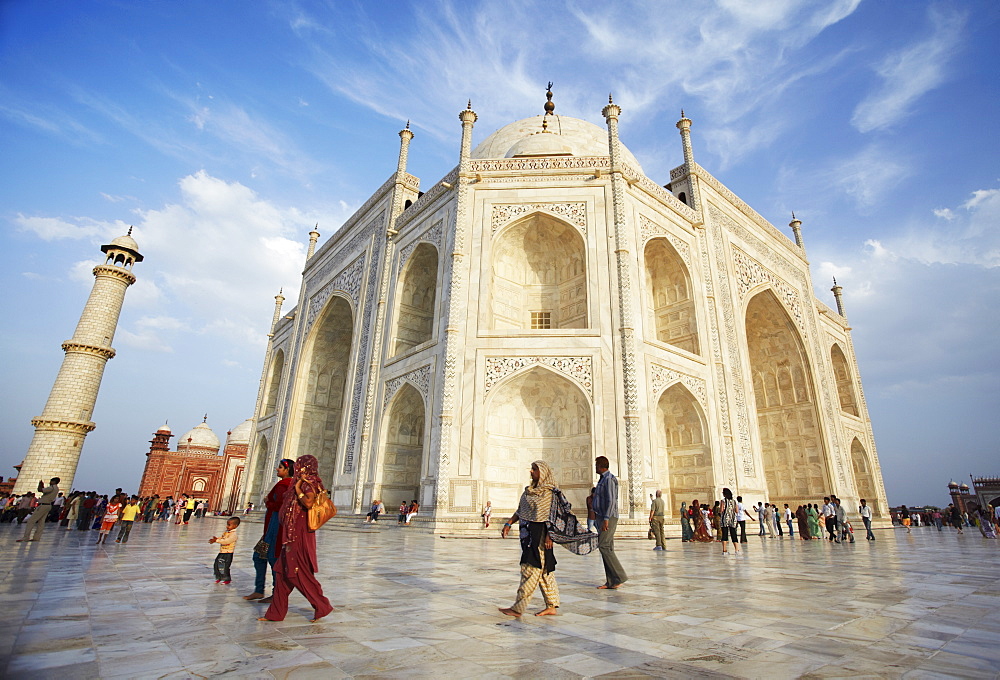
[138,416,251,514]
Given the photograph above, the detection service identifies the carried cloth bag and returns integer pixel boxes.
[308,488,337,531]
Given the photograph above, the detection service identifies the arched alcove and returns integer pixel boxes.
[262,349,285,417]
[644,238,699,354]
[490,213,587,330]
[831,344,859,416]
[851,438,879,515]
[746,290,830,505]
[293,296,354,482]
[392,243,438,355]
[656,383,712,513]
[378,383,426,504]
[484,367,591,510]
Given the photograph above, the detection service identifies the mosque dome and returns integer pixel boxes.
[227,418,254,445]
[156,423,171,433]
[177,421,220,451]
[959,483,970,491]
[948,480,959,489]
[109,233,140,251]
[471,114,643,173]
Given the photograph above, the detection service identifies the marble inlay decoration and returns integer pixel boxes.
[484,356,593,398]
[383,364,432,411]
[649,364,707,406]
[639,214,692,265]
[491,202,587,233]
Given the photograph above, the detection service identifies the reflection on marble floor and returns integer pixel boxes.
[1,519,998,679]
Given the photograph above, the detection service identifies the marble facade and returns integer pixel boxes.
[243,96,886,531]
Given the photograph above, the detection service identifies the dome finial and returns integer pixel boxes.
[609,93,614,104]
[544,82,555,115]
[467,99,472,110]
[203,413,208,423]
[405,119,410,130]
[127,225,133,236]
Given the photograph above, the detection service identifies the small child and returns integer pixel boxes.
[209,516,240,584]
[97,495,122,544]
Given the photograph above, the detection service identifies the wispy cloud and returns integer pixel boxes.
[851,6,965,133]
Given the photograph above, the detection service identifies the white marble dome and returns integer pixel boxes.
[227,418,254,445]
[177,421,220,451]
[471,114,643,173]
[109,233,140,251]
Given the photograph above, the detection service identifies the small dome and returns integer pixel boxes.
[472,114,644,173]
[156,423,171,433]
[177,421,220,451]
[227,418,254,445]
[948,480,959,489]
[110,233,139,251]
[959,483,970,490]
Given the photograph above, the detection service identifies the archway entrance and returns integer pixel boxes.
[745,290,830,506]
[644,238,699,355]
[392,243,438,355]
[655,383,712,514]
[484,367,591,511]
[378,383,425,506]
[293,296,353,483]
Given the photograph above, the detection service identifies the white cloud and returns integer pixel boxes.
[933,208,956,221]
[15,215,114,241]
[832,144,913,211]
[851,6,965,133]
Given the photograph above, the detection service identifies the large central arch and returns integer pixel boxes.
[745,289,830,505]
[490,213,588,330]
[644,238,700,355]
[291,296,354,483]
[484,367,591,511]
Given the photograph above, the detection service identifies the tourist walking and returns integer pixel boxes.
[96,495,122,544]
[756,503,766,535]
[64,491,81,530]
[210,516,240,584]
[795,505,809,539]
[593,456,627,589]
[822,497,838,542]
[16,478,60,542]
[690,500,713,542]
[764,503,777,538]
[498,460,596,617]
[719,488,740,555]
[259,454,334,623]
[899,505,911,533]
[947,504,964,534]
[648,490,665,551]
[680,501,693,541]
[736,495,748,543]
[783,504,795,537]
[859,499,875,541]
[807,503,822,538]
[245,458,294,602]
[481,501,492,528]
[116,496,142,543]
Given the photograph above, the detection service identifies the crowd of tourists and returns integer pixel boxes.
[893,503,999,538]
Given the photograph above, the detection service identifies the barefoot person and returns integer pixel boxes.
[244,458,295,603]
[499,460,596,618]
[258,454,333,624]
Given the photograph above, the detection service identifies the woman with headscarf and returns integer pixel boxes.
[499,460,596,617]
[680,501,693,541]
[806,503,821,539]
[258,455,333,623]
[690,500,714,542]
[245,458,295,603]
[795,505,810,539]
[63,491,81,530]
[719,488,740,555]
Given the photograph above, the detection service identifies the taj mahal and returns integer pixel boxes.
[240,88,887,531]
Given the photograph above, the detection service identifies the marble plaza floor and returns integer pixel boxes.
[1,518,999,679]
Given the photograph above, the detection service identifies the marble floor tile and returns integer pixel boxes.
[2,520,1000,678]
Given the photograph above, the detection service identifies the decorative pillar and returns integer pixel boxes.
[790,213,805,253]
[831,277,846,317]
[306,227,320,260]
[676,110,702,213]
[16,229,143,493]
[353,121,416,512]
[603,95,643,516]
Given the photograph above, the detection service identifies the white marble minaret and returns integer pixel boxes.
[15,229,143,493]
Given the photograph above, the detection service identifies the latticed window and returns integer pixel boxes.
[530,311,551,329]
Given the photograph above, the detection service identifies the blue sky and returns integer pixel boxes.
[1,0,997,506]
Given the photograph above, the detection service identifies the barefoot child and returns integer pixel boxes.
[97,494,123,544]
[209,517,240,584]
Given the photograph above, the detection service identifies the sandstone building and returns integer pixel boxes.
[243,90,887,530]
[138,417,250,514]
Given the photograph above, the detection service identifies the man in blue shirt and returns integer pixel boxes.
[593,456,628,589]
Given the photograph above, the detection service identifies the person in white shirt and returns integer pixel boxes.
[821,496,839,543]
[859,499,875,541]
[783,504,794,537]
[736,496,748,543]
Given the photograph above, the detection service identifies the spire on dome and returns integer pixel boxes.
[127,225,133,236]
[203,413,208,423]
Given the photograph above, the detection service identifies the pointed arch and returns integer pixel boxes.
[850,438,878,514]
[378,383,426,502]
[644,238,700,354]
[745,289,830,505]
[484,366,592,510]
[490,212,587,330]
[391,243,439,356]
[830,344,859,416]
[655,383,712,512]
[290,294,354,483]
[262,348,285,417]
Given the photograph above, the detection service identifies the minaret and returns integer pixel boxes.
[674,110,702,214]
[306,227,320,260]
[15,228,143,493]
[677,109,695,166]
[831,277,846,317]
[269,289,285,337]
[789,212,805,252]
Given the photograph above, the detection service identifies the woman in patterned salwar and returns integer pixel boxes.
[499,461,596,618]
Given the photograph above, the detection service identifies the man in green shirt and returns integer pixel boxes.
[649,489,666,551]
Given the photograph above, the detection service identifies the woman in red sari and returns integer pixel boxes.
[690,500,714,542]
[258,454,333,623]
